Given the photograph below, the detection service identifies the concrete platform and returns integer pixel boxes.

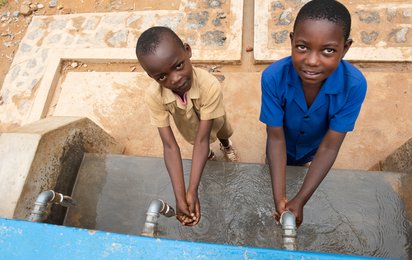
[63,153,412,258]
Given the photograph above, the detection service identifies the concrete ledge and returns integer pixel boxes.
[0,116,124,219]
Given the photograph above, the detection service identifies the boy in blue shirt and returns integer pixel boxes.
[260,0,367,227]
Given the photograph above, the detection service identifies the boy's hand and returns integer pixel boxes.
[175,198,195,225]
[273,198,288,225]
[285,198,304,227]
[186,190,200,225]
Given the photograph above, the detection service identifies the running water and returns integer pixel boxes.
[64,154,412,259]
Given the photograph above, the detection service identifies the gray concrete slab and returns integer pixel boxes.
[65,153,412,258]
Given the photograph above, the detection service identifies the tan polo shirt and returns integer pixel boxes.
[144,67,233,144]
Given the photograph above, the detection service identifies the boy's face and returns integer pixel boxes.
[290,19,352,89]
[139,38,193,96]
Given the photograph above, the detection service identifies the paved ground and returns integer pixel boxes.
[0,0,411,169]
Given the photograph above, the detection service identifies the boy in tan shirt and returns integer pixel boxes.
[136,26,238,226]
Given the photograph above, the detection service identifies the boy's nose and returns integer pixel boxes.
[306,52,320,67]
[170,72,182,85]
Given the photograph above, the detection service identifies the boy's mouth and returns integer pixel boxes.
[301,70,321,80]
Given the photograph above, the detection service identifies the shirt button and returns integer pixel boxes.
[300,131,305,135]
[304,115,309,119]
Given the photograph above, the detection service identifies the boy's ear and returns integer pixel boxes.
[184,43,192,58]
[342,38,353,57]
[289,32,294,41]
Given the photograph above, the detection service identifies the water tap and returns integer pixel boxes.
[141,199,175,237]
[280,210,297,250]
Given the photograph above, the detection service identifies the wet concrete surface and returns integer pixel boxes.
[64,154,412,258]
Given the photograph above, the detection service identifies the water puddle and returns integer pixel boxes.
[64,154,412,258]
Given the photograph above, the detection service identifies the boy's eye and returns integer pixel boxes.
[158,75,167,81]
[176,62,184,70]
[296,45,307,51]
[323,48,335,54]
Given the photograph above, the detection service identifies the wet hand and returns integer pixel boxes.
[186,190,201,226]
[273,198,288,225]
[175,199,195,225]
[285,198,304,228]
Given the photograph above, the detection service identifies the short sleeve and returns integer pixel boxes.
[198,72,225,120]
[330,76,367,132]
[259,69,284,127]
[144,86,170,128]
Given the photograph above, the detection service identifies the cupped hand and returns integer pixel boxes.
[273,198,288,225]
[186,190,201,226]
[175,199,195,225]
[285,198,304,227]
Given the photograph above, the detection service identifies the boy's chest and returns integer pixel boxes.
[165,98,201,116]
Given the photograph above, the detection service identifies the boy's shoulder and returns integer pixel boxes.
[192,67,221,94]
[262,56,293,83]
[263,56,292,74]
[340,60,366,84]
[193,67,219,85]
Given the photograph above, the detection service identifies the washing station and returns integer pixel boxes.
[0,117,410,259]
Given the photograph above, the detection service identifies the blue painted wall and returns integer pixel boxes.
[0,218,385,259]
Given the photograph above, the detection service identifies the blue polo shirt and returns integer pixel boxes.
[260,56,367,163]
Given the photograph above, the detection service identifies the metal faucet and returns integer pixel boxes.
[280,210,297,250]
[28,190,76,222]
[141,199,175,237]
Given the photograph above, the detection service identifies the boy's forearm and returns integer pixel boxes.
[158,126,186,203]
[266,126,287,206]
[188,120,213,194]
[163,145,186,202]
[294,130,346,206]
[187,139,209,193]
[293,147,338,205]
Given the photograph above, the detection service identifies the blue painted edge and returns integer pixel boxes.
[0,218,387,260]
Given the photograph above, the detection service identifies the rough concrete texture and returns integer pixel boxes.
[255,1,412,62]
[374,138,412,173]
[0,116,123,219]
[0,0,243,130]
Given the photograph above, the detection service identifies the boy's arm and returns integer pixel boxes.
[266,125,288,223]
[158,126,193,225]
[287,129,346,227]
[186,119,214,225]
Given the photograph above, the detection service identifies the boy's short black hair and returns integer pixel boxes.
[294,0,351,41]
[135,26,184,60]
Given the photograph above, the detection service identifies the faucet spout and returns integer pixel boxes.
[280,210,297,250]
[141,199,175,237]
[28,190,76,222]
